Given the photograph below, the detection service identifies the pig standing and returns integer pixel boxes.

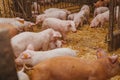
[90,10,109,27]
[11,28,62,57]
[42,18,76,40]
[17,67,30,80]
[36,10,67,24]
[44,8,71,15]
[94,7,109,17]
[15,44,77,66]
[73,11,87,28]
[28,49,120,80]
[80,5,90,24]
[68,13,77,20]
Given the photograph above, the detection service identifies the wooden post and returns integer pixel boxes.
[0,28,18,80]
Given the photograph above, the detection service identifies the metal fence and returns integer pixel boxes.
[108,0,120,51]
[0,0,95,20]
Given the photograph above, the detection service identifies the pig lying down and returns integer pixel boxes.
[42,18,76,40]
[15,44,77,66]
[28,49,120,80]
[11,28,62,57]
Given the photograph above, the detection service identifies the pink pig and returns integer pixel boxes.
[94,7,109,17]
[42,18,77,40]
[68,13,77,20]
[15,44,76,66]
[44,8,71,15]
[36,10,67,24]
[90,10,109,28]
[28,49,120,80]
[11,28,62,57]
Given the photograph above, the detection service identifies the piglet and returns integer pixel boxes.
[11,28,62,57]
[28,49,120,80]
[73,11,87,28]
[15,44,77,66]
[17,67,30,80]
[36,10,67,24]
[42,18,76,40]
[44,8,71,15]
[90,10,109,27]
[94,7,109,17]
[68,13,77,20]
[0,17,24,32]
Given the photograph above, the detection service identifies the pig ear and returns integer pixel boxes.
[22,53,31,59]
[108,55,118,64]
[67,22,72,27]
[96,48,107,59]
[27,44,34,50]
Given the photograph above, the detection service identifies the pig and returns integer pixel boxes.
[28,49,120,80]
[67,13,77,20]
[90,10,109,28]
[49,40,63,50]
[80,5,90,24]
[0,18,35,32]
[94,7,109,17]
[17,67,30,80]
[0,17,24,32]
[31,2,40,15]
[36,10,67,24]
[15,44,77,66]
[11,28,62,57]
[0,23,19,38]
[94,0,106,8]
[23,21,35,32]
[42,18,76,40]
[44,8,71,15]
[73,11,87,28]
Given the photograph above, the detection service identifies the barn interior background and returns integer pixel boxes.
[0,0,120,80]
